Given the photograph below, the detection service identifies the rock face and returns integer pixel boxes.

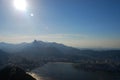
[0,66,36,80]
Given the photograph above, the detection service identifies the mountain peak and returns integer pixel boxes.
[33,40,44,43]
[32,40,46,47]
[33,40,37,43]
[33,40,41,44]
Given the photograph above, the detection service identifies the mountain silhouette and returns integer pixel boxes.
[0,40,81,59]
[0,40,120,61]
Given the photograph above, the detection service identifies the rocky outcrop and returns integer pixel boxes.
[0,66,36,80]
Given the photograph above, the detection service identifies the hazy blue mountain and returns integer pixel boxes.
[0,49,9,68]
[0,42,29,53]
[0,40,80,58]
[0,40,120,61]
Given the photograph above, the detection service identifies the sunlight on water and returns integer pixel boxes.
[27,71,55,80]
[27,72,42,80]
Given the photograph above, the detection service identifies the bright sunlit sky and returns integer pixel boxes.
[0,0,120,49]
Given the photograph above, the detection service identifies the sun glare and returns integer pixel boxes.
[13,0,27,11]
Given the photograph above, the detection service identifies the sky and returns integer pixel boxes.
[0,0,120,49]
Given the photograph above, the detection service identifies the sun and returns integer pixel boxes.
[13,0,27,11]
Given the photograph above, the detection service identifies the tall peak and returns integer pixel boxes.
[33,40,37,43]
[32,40,44,44]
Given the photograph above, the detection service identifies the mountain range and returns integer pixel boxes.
[0,40,120,69]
